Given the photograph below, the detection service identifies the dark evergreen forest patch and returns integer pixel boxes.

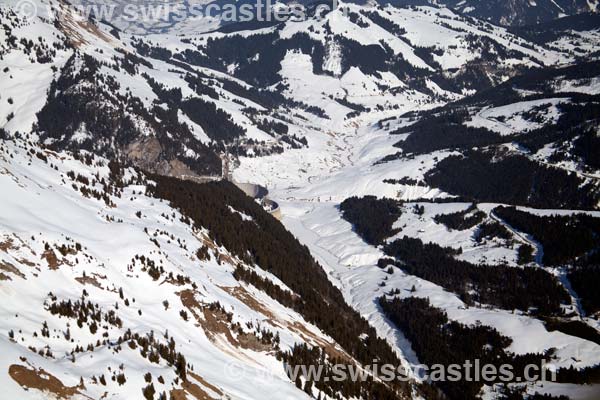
[494,207,600,266]
[147,177,411,399]
[340,196,403,245]
[425,150,598,210]
[381,237,569,315]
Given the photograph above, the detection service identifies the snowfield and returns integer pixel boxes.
[464,98,566,136]
[0,139,343,399]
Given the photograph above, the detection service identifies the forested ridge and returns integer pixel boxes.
[382,237,569,315]
[338,197,570,315]
[494,206,600,266]
[425,149,599,210]
[379,296,551,400]
[569,259,600,316]
[147,177,412,399]
[36,53,222,176]
[433,204,486,231]
[340,196,402,245]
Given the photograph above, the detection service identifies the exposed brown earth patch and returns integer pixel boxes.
[237,332,275,352]
[179,289,272,352]
[220,285,276,321]
[165,277,187,286]
[0,237,15,252]
[56,2,113,49]
[8,364,86,399]
[41,247,75,270]
[288,321,352,363]
[174,382,213,400]
[42,249,60,270]
[195,234,235,265]
[17,257,36,267]
[199,306,237,346]
[222,285,344,357]
[181,377,215,399]
[179,289,235,345]
[170,389,188,400]
[222,285,347,356]
[0,261,25,279]
[216,253,235,265]
[188,372,223,397]
[75,274,103,289]
[179,290,206,322]
[170,372,220,400]
[196,233,217,252]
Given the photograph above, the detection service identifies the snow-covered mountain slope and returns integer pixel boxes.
[509,12,600,56]
[0,136,427,399]
[176,3,570,94]
[228,43,600,400]
[0,138,305,399]
[3,0,589,182]
[65,0,599,34]
[1,0,335,178]
[280,199,600,397]
[233,61,600,210]
[433,0,599,27]
[382,60,600,209]
[2,0,600,399]
[232,113,600,398]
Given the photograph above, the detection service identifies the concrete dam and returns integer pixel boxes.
[233,182,282,220]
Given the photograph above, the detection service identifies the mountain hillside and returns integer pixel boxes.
[435,0,598,26]
[0,136,422,399]
[3,0,587,180]
[1,0,600,399]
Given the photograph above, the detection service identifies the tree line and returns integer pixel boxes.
[147,177,412,399]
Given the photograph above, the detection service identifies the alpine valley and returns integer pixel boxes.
[1,0,600,399]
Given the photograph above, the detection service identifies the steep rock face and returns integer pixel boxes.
[124,137,202,178]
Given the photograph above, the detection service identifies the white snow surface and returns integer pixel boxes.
[0,139,343,399]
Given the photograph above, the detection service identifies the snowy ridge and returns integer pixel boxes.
[0,137,367,400]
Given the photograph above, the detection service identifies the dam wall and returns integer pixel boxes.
[233,181,281,220]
